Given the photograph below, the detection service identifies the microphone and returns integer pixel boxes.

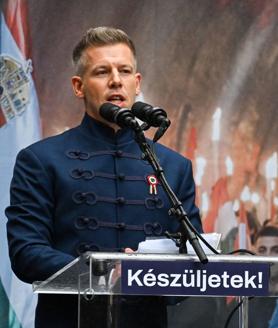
[131,101,170,127]
[131,101,171,142]
[99,102,139,129]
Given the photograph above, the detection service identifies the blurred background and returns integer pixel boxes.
[28,0,278,242]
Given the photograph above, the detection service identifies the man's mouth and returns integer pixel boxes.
[107,94,125,105]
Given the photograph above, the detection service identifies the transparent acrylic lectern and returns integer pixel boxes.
[33,252,278,328]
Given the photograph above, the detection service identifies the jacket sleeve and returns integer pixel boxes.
[6,148,75,284]
[177,159,203,233]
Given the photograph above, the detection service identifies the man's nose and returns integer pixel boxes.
[109,70,122,88]
[266,249,272,256]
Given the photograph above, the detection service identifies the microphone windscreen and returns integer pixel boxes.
[99,103,120,123]
[132,101,167,127]
[131,102,152,120]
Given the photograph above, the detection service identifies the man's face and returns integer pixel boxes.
[256,235,278,293]
[255,236,278,256]
[72,43,141,128]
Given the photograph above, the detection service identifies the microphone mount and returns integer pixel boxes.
[131,102,171,142]
[99,102,146,144]
[132,126,208,264]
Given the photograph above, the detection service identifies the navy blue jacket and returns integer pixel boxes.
[6,113,202,327]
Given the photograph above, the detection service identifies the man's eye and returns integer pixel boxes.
[120,68,132,74]
[271,246,278,254]
[95,70,107,75]
[257,246,266,254]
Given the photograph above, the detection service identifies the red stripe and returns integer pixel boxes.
[203,177,229,233]
[185,127,197,161]
[4,0,30,59]
[0,108,7,127]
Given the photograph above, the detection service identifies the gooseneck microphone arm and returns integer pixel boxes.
[99,102,208,264]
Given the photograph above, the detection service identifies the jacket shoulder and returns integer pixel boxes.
[15,126,81,167]
[26,126,79,151]
[153,142,191,164]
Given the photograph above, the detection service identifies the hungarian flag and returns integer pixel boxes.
[0,0,41,327]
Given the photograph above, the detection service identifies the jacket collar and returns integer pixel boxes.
[79,112,135,145]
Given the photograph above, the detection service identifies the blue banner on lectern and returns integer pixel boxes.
[121,260,270,296]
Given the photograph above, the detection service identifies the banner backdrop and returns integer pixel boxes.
[1,0,278,327]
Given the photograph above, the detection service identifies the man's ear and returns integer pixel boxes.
[71,76,84,98]
[135,72,142,96]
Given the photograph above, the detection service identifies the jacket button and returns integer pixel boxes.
[83,244,90,251]
[117,222,126,230]
[118,173,125,180]
[115,150,123,157]
[83,217,90,224]
[117,197,125,205]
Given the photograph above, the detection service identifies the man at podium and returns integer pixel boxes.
[6,27,202,328]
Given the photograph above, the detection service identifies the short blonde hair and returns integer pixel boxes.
[72,26,137,75]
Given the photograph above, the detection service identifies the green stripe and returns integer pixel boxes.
[0,278,22,328]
